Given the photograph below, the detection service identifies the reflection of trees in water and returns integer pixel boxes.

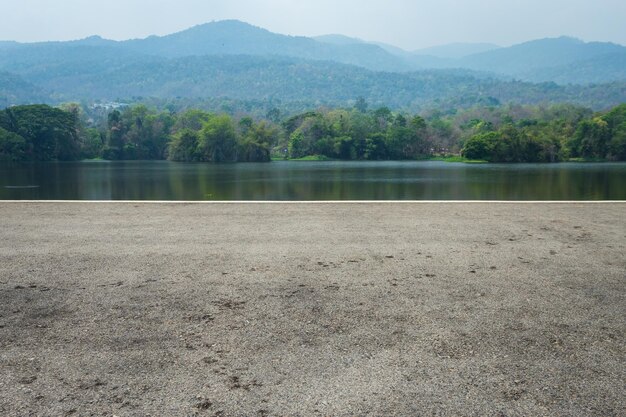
[1,161,625,201]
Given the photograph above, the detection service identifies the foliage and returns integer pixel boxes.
[0,126,27,161]
[569,104,626,160]
[2,102,626,163]
[2,45,626,112]
[0,104,81,161]
[168,113,274,163]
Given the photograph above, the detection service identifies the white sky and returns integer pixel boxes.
[2,0,626,49]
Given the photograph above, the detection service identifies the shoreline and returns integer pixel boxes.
[1,202,624,416]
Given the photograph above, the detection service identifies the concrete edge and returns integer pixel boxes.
[1,200,625,204]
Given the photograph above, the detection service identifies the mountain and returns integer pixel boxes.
[0,41,19,50]
[522,52,626,85]
[314,33,626,84]
[314,34,412,58]
[69,35,119,47]
[0,71,49,106]
[1,21,626,110]
[457,37,626,81]
[2,51,623,111]
[118,20,412,72]
[314,34,364,46]
[414,43,501,59]
[0,43,158,85]
[0,21,414,73]
[2,22,626,83]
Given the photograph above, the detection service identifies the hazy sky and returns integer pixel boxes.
[3,0,626,49]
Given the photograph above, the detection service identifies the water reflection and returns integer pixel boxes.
[1,160,625,200]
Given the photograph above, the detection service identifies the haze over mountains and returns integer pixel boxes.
[1,20,625,110]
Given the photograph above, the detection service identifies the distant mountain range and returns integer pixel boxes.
[314,35,500,60]
[314,29,626,85]
[1,20,625,110]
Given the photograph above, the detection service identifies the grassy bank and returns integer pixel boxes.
[271,155,488,163]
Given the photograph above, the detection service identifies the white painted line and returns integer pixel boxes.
[1,200,625,204]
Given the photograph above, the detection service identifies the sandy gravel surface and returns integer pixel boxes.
[0,202,624,416]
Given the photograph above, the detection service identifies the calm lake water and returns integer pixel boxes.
[1,160,625,201]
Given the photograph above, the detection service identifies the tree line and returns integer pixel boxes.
[1,102,625,162]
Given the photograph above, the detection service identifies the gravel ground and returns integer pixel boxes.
[0,202,624,417]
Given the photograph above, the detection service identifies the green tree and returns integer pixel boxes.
[0,105,80,161]
[168,129,200,162]
[354,97,368,113]
[238,121,276,162]
[197,115,238,162]
[571,118,610,159]
[462,132,498,161]
[333,136,356,160]
[288,131,306,158]
[0,127,27,161]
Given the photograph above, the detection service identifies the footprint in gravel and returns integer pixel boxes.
[213,300,246,310]
[195,398,213,411]
[19,375,37,384]
[187,314,214,323]
[78,378,106,390]
[97,281,124,288]
[502,388,527,401]
[227,375,262,391]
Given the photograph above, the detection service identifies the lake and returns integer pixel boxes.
[1,160,625,201]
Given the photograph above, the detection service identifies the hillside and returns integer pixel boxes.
[413,43,501,59]
[0,71,49,106]
[1,21,626,110]
[313,33,626,84]
[521,52,626,84]
[119,20,413,72]
[457,37,626,82]
[3,52,624,111]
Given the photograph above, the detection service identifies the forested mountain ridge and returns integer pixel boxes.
[2,21,626,80]
[1,51,625,111]
[1,21,626,110]
[455,37,626,80]
[520,52,626,85]
[84,20,412,73]
[0,71,49,106]
[413,43,501,59]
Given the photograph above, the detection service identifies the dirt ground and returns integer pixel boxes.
[0,202,624,416]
